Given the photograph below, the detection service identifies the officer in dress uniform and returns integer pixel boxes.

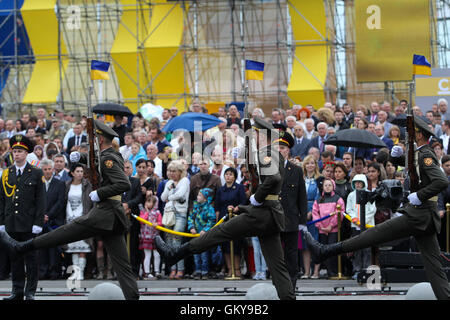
[155,117,296,300]
[305,116,450,300]
[0,120,139,300]
[0,134,45,300]
[274,127,307,290]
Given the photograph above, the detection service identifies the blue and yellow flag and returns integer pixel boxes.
[245,60,264,80]
[90,60,110,80]
[412,54,431,76]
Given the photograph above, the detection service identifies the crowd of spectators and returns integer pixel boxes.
[0,97,449,281]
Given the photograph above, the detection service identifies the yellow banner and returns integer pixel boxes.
[355,0,430,82]
[416,77,450,97]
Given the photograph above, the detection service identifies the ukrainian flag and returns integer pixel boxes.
[245,60,264,80]
[412,54,431,76]
[90,60,110,80]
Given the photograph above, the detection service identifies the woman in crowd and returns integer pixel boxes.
[388,125,402,146]
[334,162,352,204]
[15,119,26,135]
[312,178,345,278]
[301,155,322,279]
[65,163,93,280]
[214,167,247,278]
[385,160,397,180]
[296,107,311,126]
[135,159,157,201]
[322,162,335,181]
[366,162,389,225]
[27,145,44,167]
[161,160,190,279]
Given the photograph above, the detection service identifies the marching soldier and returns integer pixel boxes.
[0,120,139,300]
[155,117,296,300]
[305,116,450,300]
[273,127,307,290]
[0,134,45,300]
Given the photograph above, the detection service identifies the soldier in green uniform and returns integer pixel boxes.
[0,120,139,300]
[155,117,295,300]
[0,134,45,300]
[305,116,450,300]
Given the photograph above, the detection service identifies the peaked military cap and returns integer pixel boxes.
[95,119,119,140]
[10,134,34,153]
[272,124,295,148]
[414,115,435,137]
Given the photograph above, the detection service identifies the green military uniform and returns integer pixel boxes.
[0,121,139,300]
[156,117,295,300]
[306,116,450,300]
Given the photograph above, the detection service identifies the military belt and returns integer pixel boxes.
[265,194,279,201]
[108,195,122,201]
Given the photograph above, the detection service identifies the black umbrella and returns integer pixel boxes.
[93,103,133,117]
[324,129,387,149]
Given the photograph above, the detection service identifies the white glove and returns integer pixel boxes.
[89,190,100,202]
[250,194,262,206]
[0,225,5,232]
[408,192,422,206]
[298,224,307,232]
[70,151,81,163]
[232,147,240,159]
[390,145,404,158]
[32,225,42,234]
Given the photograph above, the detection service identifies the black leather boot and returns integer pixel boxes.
[0,231,35,257]
[155,236,191,267]
[3,292,24,301]
[304,231,344,263]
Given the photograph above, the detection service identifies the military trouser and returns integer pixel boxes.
[342,214,450,300]
[9,232,38,297]
[188,207,295,300]
[32,222,139,300]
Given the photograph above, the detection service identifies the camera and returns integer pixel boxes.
[369,179,404,211]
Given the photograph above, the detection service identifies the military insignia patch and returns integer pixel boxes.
[424,158,433,166]
[104,160,114,168]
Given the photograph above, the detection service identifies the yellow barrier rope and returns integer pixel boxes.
[342,212,374,228]
[132,214,226,238]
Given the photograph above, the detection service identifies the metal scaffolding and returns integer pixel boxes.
[0,0,449,119]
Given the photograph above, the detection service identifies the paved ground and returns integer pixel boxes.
[0,278,411,300]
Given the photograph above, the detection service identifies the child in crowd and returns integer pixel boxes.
[188,188,216,280]
[345,174,376,279]
[312,178,345,278]
[139,195,163,280]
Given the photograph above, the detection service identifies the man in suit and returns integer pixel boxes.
[52,154,71,182]
[66,123,87,154]
[155,117,296,300]
[0,121,140,300]
[376,110,393,138]
[305,116,450,300]
[275,129,307,290]
[291,124,310,159]
[38,158,67,280]
[122,159,144,278]
[0,134,46,300]
[366,101,380,123]
[308,122,328,154]
[374,124,394,151]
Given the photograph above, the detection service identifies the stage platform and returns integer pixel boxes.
[0,279,411,300]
